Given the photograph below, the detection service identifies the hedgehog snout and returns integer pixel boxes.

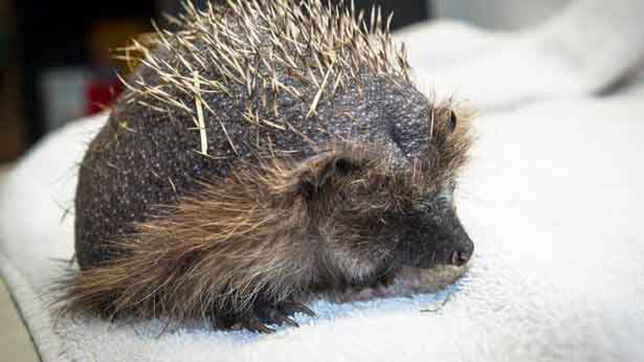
[450,249,471,266]
[448,233,474,266]
[431,246,472,267]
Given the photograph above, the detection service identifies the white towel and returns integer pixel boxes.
[397,0,644,110]
[2,0,644,360]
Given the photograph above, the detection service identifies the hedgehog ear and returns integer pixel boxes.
[297,151,363,199]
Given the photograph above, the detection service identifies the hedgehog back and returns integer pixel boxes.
[74,1,432,268]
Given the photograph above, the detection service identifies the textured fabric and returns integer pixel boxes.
[397,0,644,110]
[2,1,644,360]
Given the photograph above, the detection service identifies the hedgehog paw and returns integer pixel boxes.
[240,316,275,333]
[213,312,274,333]
[276,301,316,318]
[254,300,316,328]
[213,300,316,333]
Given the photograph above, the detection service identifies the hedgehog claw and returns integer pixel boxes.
[244,318,274,334]
[212,311,274,333]
[273,314,299,327]
[278,301,316,317]
[255,302,303,327]
[213,300,314,332]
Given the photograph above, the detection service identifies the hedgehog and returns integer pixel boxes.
[56,0,474,333]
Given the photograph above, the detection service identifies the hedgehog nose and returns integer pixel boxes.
[450,250,471,266]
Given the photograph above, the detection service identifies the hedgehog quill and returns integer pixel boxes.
[56,0,474,333]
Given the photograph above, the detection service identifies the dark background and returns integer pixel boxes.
[0,0,430,162]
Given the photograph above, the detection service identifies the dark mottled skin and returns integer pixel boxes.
[75,64,432,268]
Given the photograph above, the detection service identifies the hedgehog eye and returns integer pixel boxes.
[298,154,360,199]
[449,110,458,134]
[316,158,355,187]
[334,158,355,175]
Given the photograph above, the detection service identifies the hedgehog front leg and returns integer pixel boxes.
[275,301,316,319]
[253,300,316,331]
[213,300,316,333]
[212,309,271,333]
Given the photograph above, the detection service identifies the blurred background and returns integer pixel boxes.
[0,0,570,163]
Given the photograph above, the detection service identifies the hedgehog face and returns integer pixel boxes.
[328,175,472,271]
[295,144,473,278]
